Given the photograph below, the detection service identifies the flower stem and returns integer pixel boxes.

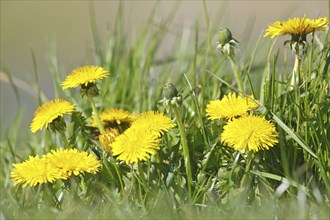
[173,105,192,201]
[228,54,244,94]
[137,161,147,188]
[112,160,125,194]
[290,48,301,88]
[292,46,301,130]
[229,151,241,186]
[58,129,70,148]
[240,151,253,188]
[87,95,105,134]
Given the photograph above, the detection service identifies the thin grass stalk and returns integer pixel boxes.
[203,0,215,67]
[260,39,277,104]
[193,20,199,91]
[88,1,103,66]
[183,74,210,149]
[245,31,264,97]
[30,49,42,106]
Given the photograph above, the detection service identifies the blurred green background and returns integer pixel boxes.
[0,1,327,140]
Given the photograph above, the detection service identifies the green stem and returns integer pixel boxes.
[137,161,147,188]
[240,151,253,188]
[201,142,217,174]
[228,54,244,93]
[58,129,70,148]
[229,151,241,186]
[290,48,301,88]
[88,95,105,134]
[112,159,124,194]
[173,105,192,201]
[292,47,301,131]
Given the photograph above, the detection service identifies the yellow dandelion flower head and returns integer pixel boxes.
[131,111,175,137]
[206,93,258,120]
[10,155,66,188]
[62,65,110,90]
[98,128,120,153]
[221,115,278,153]
[92,108,134,127]
[264,16,328,38]
[46,148,101,177]
[30,99,75,133]
[111,126,161,164]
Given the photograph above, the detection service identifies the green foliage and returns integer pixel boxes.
[1,3,329,219]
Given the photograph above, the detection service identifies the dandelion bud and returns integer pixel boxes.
[216,28,238,55]
[162,83,179,100]
[161,83,182,108]
[217,28,233,45]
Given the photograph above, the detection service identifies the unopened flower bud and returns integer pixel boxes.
[216,28,239,55]
[217,28,233,45]
[162,83,179,100]
[161,83,182,108]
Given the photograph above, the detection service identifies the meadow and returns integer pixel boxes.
[1,3,329,219]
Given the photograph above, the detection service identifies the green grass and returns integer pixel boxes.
[1,2,330,219]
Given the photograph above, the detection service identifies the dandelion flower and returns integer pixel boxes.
[206,93,258,120]
[131,111,175,136]
[31,99,75,133]
[111,126,161,164]
[10,155,66,188]
[62,65,110,90]
[221,115,278,153]
[92,108,134,127]
[46,148,101,176]
[264,16,328,39]
[99,128,120,153]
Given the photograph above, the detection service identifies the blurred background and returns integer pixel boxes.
[0,1,328,140]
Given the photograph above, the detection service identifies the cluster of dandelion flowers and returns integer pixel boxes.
[132,111,175,136]
[46,148,101,176]
[11,149,101,187]
[206,93,258,120]
[92,108,135,127]
[264,16,328,40]
[221,115,278,153]
[111,125,161,164]
[30,99,75,133]
[62,65,110,90]
[10,155,67,188]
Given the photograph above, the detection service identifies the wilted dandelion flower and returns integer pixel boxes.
[264,16,328,40]
[132,111,175,136]
[221,115,278,153]
[46,148,101,176]
[206,93,258,120]
[92,108,134,127]
[111,125,161,164]
[62,65,110,90]
[99,128,120,153]
[10,155,66,188]
[30,99,75,133]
